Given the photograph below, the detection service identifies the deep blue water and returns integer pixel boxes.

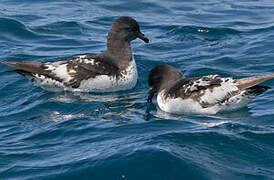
[1,0,274,179]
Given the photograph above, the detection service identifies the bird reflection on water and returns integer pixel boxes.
[47,91,140,124]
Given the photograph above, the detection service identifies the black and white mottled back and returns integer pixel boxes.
[2,16,149,92]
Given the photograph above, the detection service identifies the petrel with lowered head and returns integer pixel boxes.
[147,64,274,115]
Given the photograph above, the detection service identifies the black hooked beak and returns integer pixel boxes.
[137,32,149,43]
[147,88,156,103]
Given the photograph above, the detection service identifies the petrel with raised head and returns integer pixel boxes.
[147,64,274,115]
[2,16,149,92]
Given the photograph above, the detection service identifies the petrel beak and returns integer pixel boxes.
[147,88,155,103]
[138,32,149,43]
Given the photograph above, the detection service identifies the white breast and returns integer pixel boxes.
[157,89,253,115]
[157,91,219,115]
[76,60,138,92]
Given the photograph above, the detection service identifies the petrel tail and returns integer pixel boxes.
[2,61,44,76]
[236,74,274,91]
[245,85,270,96]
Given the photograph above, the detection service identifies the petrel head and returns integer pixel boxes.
[147,64,183,102]
[109,16,149,43]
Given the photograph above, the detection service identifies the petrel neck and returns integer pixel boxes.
[105,32,133,66]
[157,73,184,92]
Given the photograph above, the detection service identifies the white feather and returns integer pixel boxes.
[44,63,73,82]
[157,92,208,114]
[200,77,238,105]
[78,59,137,92]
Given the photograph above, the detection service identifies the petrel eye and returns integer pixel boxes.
[132,26,138,32]
[122,27,131,32]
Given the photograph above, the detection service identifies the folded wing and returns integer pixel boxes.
[2,54,119,88]
[167,74,273,108]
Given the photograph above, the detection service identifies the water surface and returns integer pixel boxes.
[1,0,274,179]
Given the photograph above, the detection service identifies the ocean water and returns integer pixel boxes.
[0,0,274,179]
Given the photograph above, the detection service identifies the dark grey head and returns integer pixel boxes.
[107,16,149,46]
[147,64,183,102]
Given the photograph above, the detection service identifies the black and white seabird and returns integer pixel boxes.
[2,16,149,92]
[147,64,274,115]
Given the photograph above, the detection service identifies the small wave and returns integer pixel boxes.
[242,25,274,35]
[165,25,241,39]
[32,21,83,35]
[0,18,40,41]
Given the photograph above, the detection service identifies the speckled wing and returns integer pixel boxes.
[60,54,120,88]
[167,75,239,107]
[2,54,119,89]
